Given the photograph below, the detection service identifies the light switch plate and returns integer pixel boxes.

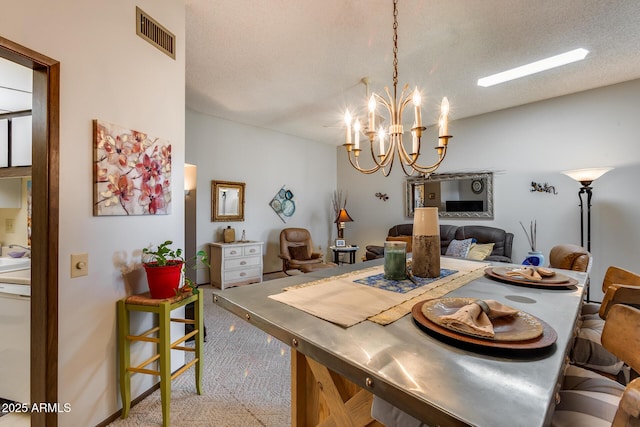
[71,253,88,278]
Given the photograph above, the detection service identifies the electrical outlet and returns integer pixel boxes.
[71,253,88,278]
[5,218,15,233]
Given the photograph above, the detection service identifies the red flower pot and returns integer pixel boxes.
[143,261,183,299]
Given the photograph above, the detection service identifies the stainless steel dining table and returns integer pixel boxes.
[212,258,587,427]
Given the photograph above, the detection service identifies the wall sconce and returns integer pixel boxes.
[185,163,197,195]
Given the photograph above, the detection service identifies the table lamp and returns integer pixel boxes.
[335,209,354,239]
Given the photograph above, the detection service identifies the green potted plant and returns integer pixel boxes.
[142,240,208,298]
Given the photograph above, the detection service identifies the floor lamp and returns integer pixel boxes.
[562,167,613,301]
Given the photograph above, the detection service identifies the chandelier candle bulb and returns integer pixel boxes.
[354,119,360,150]
[368,95,376,132]
[345,111,352,145]
[439,97,450,137]
[413,89,422,127]
[412,207,440,278]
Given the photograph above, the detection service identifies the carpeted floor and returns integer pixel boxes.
[108,285,291,427]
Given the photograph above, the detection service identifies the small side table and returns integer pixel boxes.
[118,291,203,427]
[330,245,359,264]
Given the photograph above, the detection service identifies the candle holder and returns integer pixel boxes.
[412,207,440,278]
[384,241,407,281]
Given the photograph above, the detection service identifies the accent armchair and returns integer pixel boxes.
[278,228,324,275]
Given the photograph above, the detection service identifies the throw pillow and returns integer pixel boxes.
[289,245,311,260]
[467,243,495,260]
[445,238,475,258]
[386,236,412,252]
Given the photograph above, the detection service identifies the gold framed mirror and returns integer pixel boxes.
[211,180,245,221]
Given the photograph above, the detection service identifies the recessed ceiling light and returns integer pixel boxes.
[477,48,589,87]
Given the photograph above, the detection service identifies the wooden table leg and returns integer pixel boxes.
[290,348,383,427]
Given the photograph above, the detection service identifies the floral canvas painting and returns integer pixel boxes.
[93,120,172,216]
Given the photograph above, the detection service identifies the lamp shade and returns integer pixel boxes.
[562,167,613,185]
[185,163,197,191]
[335,208,354,223]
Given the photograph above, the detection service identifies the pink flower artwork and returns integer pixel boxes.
[93,120,172,216]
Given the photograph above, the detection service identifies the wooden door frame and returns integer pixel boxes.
[0,36,59,427]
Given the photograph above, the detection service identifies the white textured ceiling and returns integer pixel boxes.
[186,0,640,145]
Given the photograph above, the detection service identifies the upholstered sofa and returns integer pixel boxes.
[365,223,514,263]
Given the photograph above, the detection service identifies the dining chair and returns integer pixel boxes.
[548,244,592,300]
[548,244,591,272]
[552,304,640,426]
[571,266,640,382]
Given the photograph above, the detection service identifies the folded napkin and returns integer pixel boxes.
[505,267,542,281]
[439,299,519,338]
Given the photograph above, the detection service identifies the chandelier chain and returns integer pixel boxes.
[392,0,399,100]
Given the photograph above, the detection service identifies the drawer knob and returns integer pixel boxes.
[249,249,256,253]
[240,272,246,276]
[230,250,238,255]
[240,261,247,265]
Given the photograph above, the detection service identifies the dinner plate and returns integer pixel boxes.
[485,267,578,289]
[412,298,557,350]
[421,297,543,341]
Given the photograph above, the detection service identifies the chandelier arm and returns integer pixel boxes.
[383,86,395,111]
[411,146,448,174]
[346,149,381,175]
[382,150,394,176]
[366,135,394,169]
[396,134,414,164]
[398,83,410,106]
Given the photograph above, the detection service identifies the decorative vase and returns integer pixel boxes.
[144,261,183,299]
[523,251,545,267]
[223,226,236,243]
[384,241,407,280]
[412,207,440,278]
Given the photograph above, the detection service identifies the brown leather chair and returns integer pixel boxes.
[278,228,324,275]
[549,244,591,272]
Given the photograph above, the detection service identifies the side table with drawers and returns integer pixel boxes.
[208,241,264,289]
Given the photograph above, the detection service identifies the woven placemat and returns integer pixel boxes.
[367,267,487,325]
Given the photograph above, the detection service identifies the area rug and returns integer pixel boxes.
[107,286,290,427]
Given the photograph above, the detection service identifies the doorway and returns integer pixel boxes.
[0,36,59,427]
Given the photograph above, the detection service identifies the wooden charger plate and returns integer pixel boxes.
[485,267,578,289]
[411,298,557,350]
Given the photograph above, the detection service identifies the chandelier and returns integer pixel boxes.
[342,0,452,177]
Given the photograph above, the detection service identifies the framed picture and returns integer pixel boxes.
[335,239,346,247]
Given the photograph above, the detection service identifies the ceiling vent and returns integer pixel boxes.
[136,7,176,60]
